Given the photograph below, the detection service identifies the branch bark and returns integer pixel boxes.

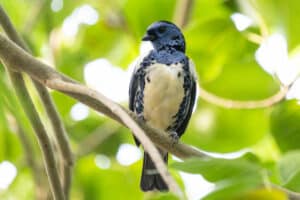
[0,6,73,199]
[0,33,207,159]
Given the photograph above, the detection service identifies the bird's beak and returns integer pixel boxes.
[142,33,156,41]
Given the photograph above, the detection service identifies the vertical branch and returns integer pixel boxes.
[0,6,73,199]
[0,6,65,200]
[34,82,73,198]
[5,70,65,200]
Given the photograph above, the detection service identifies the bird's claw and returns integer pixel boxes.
[169,131,179,147]
[136,113,145,123]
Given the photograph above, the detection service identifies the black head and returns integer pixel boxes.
[142,21,186,52]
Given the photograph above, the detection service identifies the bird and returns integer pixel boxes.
[128,20,197,191]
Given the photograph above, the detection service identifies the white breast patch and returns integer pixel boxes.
[143,63,185,131]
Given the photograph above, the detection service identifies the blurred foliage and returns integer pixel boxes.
[1,0,300,199]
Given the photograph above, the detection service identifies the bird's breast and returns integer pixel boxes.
[143,63,185,130]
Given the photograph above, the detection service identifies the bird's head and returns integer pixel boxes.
[142,21,185,52]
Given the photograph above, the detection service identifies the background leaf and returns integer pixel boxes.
[278,150,300,192]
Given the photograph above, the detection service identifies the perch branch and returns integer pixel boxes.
[0,33,207,159]
[0,33,184,197]
[0,6,73,199]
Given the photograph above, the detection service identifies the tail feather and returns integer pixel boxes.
[140,151,168,191]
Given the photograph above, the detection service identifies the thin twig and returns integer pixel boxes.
[34,82,73,199]
[76,123,120,158]
[272,184,300,200]
[199,86,288,109]
[173,0,194,28]
[0,6,73,199]
[14,121,50,199]
[22,0,47,35]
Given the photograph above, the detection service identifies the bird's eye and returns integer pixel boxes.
[158,26,166,33]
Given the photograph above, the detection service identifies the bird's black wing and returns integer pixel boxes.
[172,58,197,138]
[129,73,138,112]
[129,58,146,146]
[175,79,196,137]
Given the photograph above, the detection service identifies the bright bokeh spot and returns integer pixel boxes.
[84,58,130,102]
[230,13,253,31]
[62,4,99,37]
[95,154,111,169]
[180,172,215,200]
[255,33,288,76]
[194,109,215,133]
[51,0,63,12]
[255,33,300,86]
[0,161,17,190]
[116,144,142,166]
[70,103,89,121]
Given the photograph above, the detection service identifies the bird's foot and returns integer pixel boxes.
[136,113,145,123]
[168,131,179,147]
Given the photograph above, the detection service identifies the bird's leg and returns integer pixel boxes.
[168,131,179,147]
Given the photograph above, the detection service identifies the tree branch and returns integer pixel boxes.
[0,6,73,199]
[0,34,207,159]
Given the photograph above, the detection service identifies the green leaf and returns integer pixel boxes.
[203,176,262,200]
[73,155,143,200]
[271,100,300,152]
[184,104,270,152]
[235,188,287,200]
[171,157,262,182]
[172,157,263,200]
[278,150,300,192]
[239,0,300,50]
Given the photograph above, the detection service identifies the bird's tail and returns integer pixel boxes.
[140,150,168,191]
